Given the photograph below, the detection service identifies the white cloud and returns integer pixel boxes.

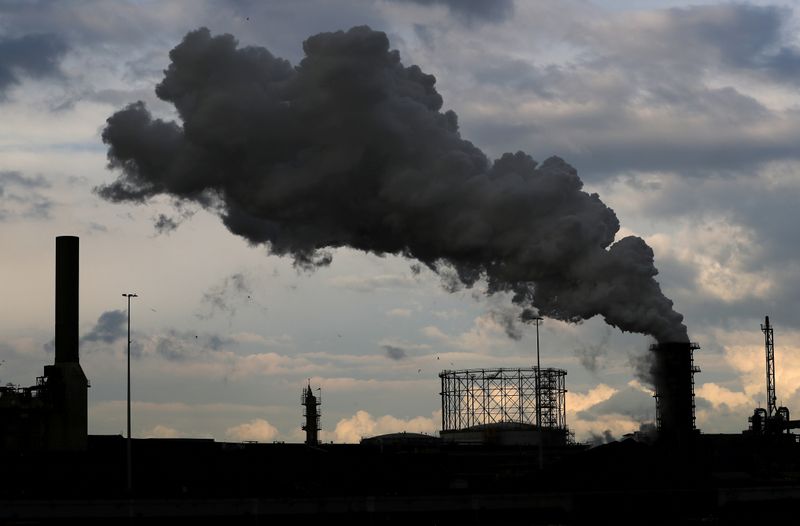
[330,410,438,443]
[566,383,617,413]
[422,313,511,352]
[225,418,280,443]
[431,309,463,320]
[696,382,753,410]
[570,414,641,443]
[646,217,772,303]
[144,424,181,438]
[328,273,416,292]
[386,308,412,317]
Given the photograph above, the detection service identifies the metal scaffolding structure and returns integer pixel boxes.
[439,368,567,432]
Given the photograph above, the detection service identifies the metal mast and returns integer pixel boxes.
[762,315,777,418]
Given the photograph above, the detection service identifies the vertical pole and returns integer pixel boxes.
[126,294,131,495]
[123,293,137,495]
[534,317,542,428]
[534,316,543,470]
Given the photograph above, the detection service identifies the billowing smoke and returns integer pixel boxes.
[97,26,687,343]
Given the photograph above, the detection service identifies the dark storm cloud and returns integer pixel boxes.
[98,26,687,343]
[0,33,67,98]
[81,310,126,344]
[0,171,53,221]
[389,0,514,23]
[382,345,408,361]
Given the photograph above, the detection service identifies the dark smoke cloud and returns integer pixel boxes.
[152,200,196,235]
[574,326,611,373]
[382,345,408,361]
[155,330,231,362]
[98,26,687,343]
[488,305,523,341]
[81,309,126,344]
[630,352,655,388]
[153,213,178,234]
[198,272,264,320]
[0,33,67,98]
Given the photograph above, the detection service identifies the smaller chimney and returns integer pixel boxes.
[44,235,88,451]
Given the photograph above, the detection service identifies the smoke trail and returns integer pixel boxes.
[98,26,687,343]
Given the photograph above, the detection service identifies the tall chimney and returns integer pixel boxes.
[55,236,79,364]
[45,235,88,450]
[651,341,700,443]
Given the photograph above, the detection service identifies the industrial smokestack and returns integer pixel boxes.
[650,342,700,443]
[45,235,88,450]
[55,236,79,364]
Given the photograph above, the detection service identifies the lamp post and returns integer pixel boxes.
[532,316,543,428]
[122,293,137,494]
[531,315,543,470]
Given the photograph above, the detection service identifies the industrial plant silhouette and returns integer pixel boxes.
[2,236,800,524]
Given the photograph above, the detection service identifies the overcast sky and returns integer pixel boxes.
[2,0,800,444]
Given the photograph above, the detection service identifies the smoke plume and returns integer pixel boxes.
[98,26,687,343]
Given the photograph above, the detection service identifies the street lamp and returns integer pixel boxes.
[122,293,137,494]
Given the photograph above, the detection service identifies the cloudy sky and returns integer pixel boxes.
[2,0,800,444]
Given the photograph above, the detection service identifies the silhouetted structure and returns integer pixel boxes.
[650,341,699,443]
[748,316,800,435]
[439,368,569,446]
[0,236,88,451]
[302,382,321,446]
[6,238,800,523]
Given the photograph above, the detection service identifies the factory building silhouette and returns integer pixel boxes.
[0,236,88,451]
[2,236,800,524]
